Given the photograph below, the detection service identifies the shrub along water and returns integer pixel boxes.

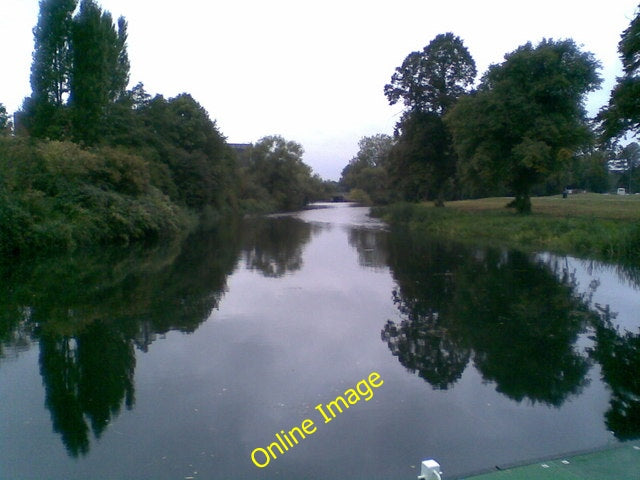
[0,137,194,255]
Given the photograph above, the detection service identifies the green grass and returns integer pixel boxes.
[376,194,640,263]
[450,194,640,221]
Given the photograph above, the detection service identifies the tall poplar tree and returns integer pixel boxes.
[27,0,77,138]
[24,0,129,143]
[70,0,130,144]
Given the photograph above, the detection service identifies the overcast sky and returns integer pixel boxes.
[1,1,638,180]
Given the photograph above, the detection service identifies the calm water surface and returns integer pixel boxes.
[1,203,638,479]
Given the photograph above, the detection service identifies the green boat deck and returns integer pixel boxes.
[455,443,640,480]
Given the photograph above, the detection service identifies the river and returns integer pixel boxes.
[0,203,638,479]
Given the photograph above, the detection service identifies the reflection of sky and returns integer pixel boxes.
[540,253,640,333]
[291,203,388,229]
[0,204,632,480]
[0,349,62,477]
[129,208,403,479]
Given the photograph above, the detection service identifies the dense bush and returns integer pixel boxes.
[0,137,193,255]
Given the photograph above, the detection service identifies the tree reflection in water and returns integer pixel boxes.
[381,237,474,390]
[380,228,640,438]
[0,225,242,456]
[2,213,639,459]
[380,233,575,399]
[39,324,135,456]
[348,228,389,271]
[0,214,321,457]
[241,216,315,277]
[453,249,594,406]
[382,310,471,390]
[589,304,640,440]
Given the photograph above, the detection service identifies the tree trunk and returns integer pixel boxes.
[506,193,531,214]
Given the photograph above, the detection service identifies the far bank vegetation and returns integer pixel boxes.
[340,10,640,216]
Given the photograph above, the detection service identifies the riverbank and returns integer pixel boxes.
[373,194,640,263]
[0,136,327,258]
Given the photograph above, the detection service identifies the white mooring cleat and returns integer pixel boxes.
[418,459,443,480]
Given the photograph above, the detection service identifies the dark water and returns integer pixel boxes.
[1,203,638,479]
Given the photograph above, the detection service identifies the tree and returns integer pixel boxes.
[576,150,610,193]
[446,39,601,213]
[384,32,476,115]
[618,141,640,168]
[163,94,231,209]
[118,92,233,209]
[242,136,317,211]
[22,0,129,143]
[26,0,77,138]
[340,134,394,204]
[599,6,640,140]
[0,103,12,135]
[613,142,640,193]
[70,0,130,145]
[387,111,456,204]
[384,33,476,206]
[31,0,77,106]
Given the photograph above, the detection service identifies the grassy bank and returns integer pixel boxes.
[374,194,640,263]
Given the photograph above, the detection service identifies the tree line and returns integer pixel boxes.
[341,7,640,213]
[0,0,330,256]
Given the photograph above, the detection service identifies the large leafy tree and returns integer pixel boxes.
[161,94,231,209]
[116,91,233,209]
[384,32,476,115]
[70,0,130,145]
[384,33,476,205]
[242,136,317,211]
[446,39,601,213]
[599,6,640,140]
